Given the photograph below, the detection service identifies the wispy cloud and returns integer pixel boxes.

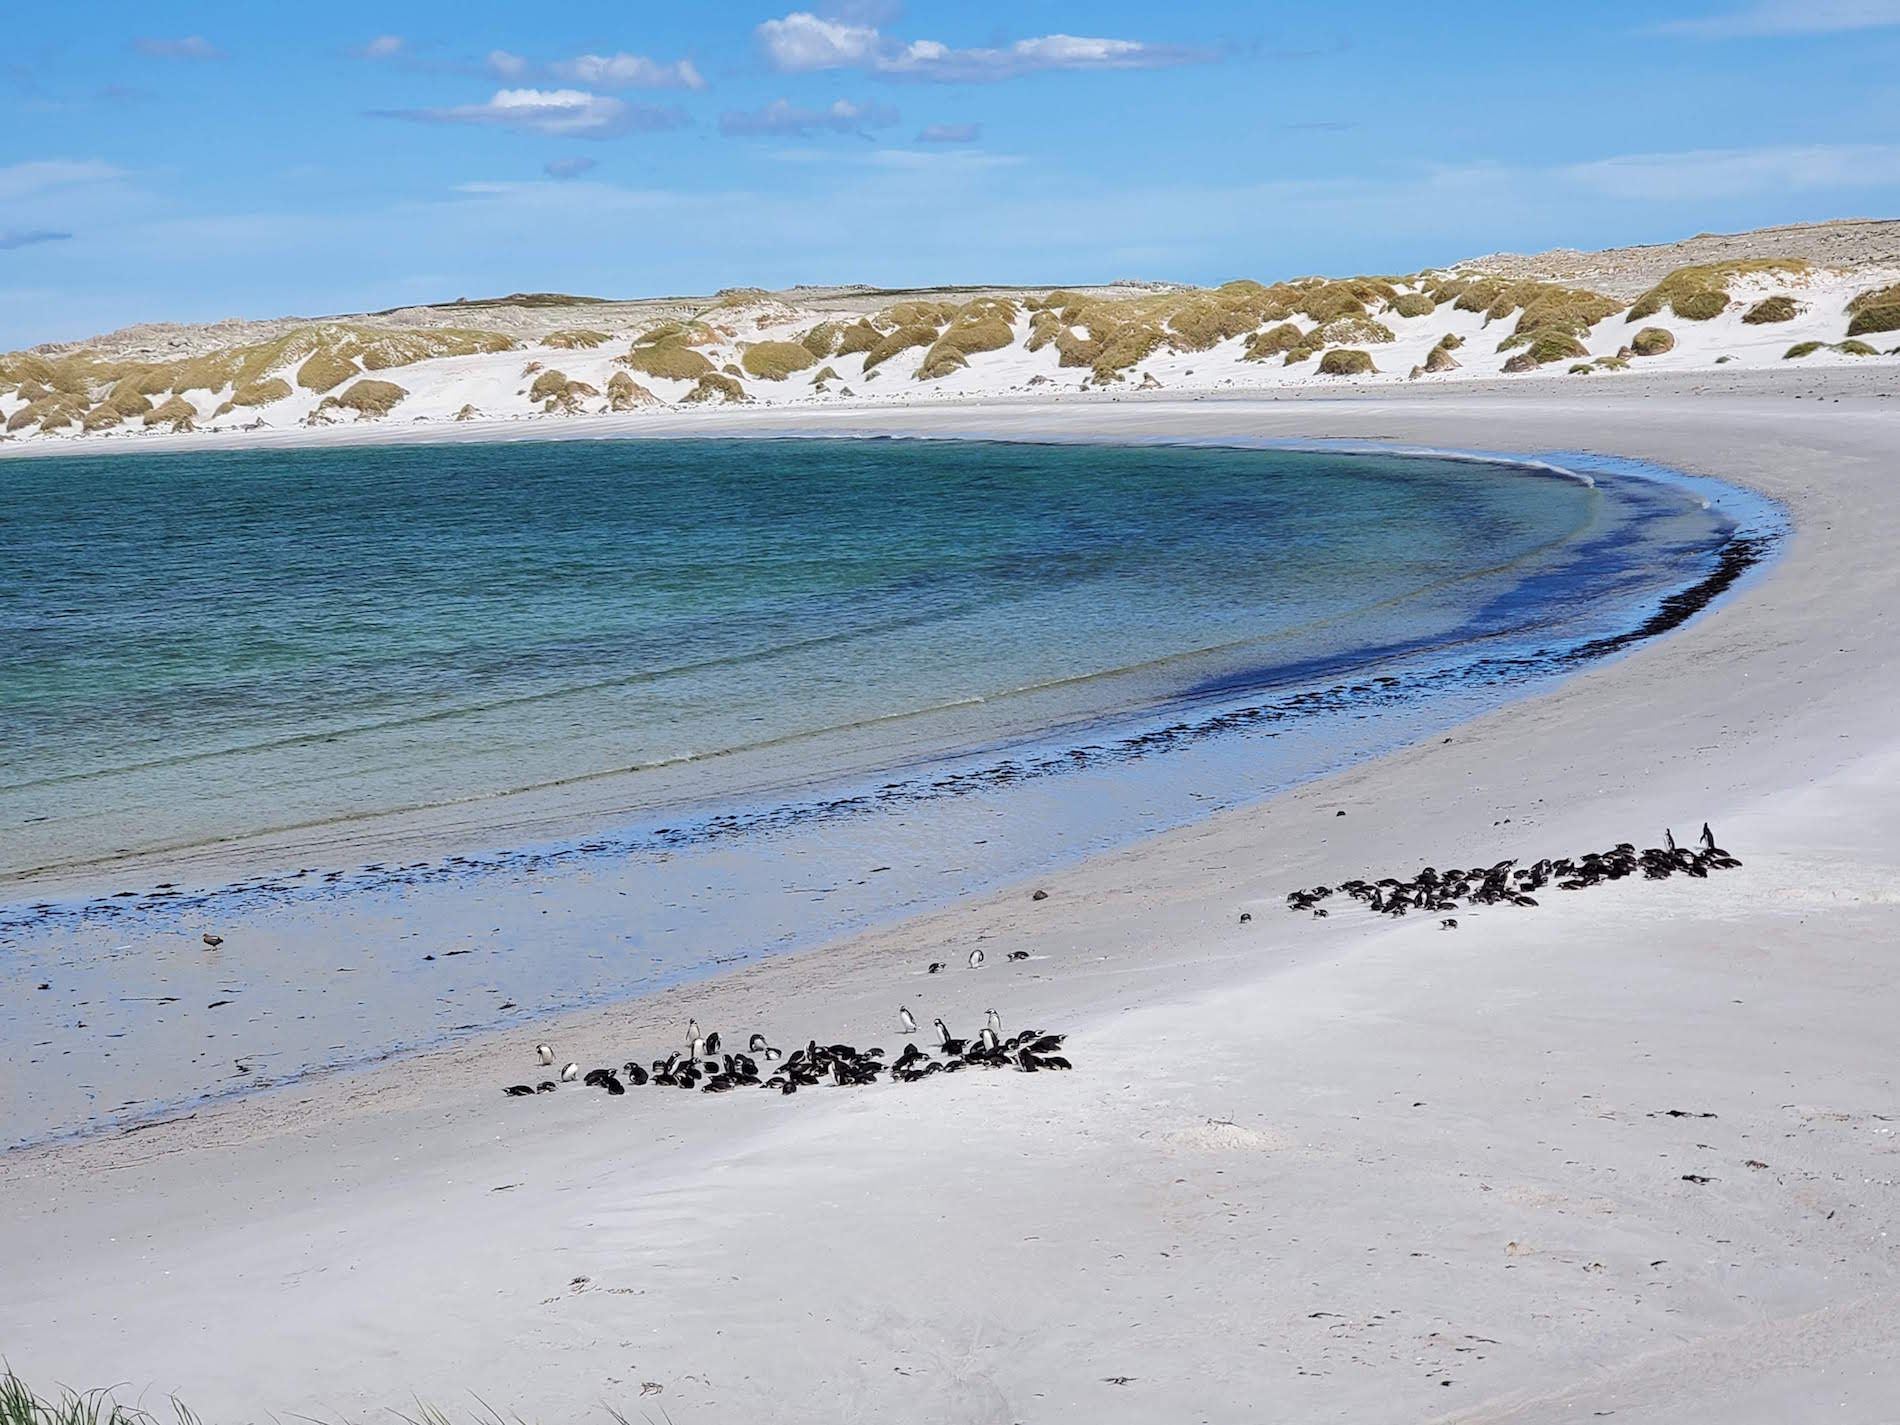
[0,159,129,202]
[487,50,529,79]
[756,10,1213,80]
[917,122,981,144]
[353,35,407,60]
[549,52,706,90]
[1653,0,1900,35]
[133,35,222,60]
[721,98,898,137]
[544,156,599,179]
[1560,142,1900,199]
[375,88,689,140]
[0,229,72,251]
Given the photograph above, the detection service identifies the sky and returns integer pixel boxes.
[3,0,1894,346]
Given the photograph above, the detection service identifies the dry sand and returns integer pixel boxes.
[3,369,1899,1423]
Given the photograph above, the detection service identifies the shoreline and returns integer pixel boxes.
[4,371,1899,1421]
[1,436,1769,1150]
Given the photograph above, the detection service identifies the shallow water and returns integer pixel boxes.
[0,439,1770,1145]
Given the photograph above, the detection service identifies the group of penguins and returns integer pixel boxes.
[503,1008,1071,1100]
[1284,823,1741,925]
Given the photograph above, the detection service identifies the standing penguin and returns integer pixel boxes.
[899,1006,918,1035]
[560,1062,580,1082]
[985,1008,1002,1037]
[536,1043,554,1066]
[968,948,985,969]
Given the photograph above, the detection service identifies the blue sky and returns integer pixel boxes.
[3,0,1893,346]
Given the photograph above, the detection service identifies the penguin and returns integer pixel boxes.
[1664,828,1677,853]
[623,1061,650,1086]
[899,1005,917,1034]
[705,1031,721,1055]
[534,1080,557,1093]
[560,1062,580,1082]
[536,1044,554,1066]
[1007,950,1029,961]
[980,1026,1000,1052]
[763,1045,782,1061]
[690,1036,706,1060]
[688,1017,701,1043]
[927,961,944,975]
[1699,821,1716,852]
[503,1084,535,1097]
[934,1018,966,1055]
[748,1033,768,1053]
[985,1008,1002,1036]
[969,948,985,969]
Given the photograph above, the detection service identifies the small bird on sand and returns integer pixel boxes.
[969,948,985,969]
[560,1062,580,1082]
[202,933,223,948]
[536,1043,554,1065]
[899,1006,917,1034]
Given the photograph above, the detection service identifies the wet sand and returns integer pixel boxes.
[3,369,1898,1423]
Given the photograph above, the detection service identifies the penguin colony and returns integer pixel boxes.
[1284,823,1740,920]
[504,1012,1070,1099]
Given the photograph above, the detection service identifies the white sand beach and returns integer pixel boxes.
[4,367,1898,1423]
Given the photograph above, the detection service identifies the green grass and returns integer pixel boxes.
[1318,315,1394,345]
[296,349,358,393]
[933,314,1015,357]
[1317,347,1376,376]
[541,329,612,350]
[1389,292,1437,318]
[810,365,839,385]
[1740,295,1797,325]
[681,372,747,403]
[1421,342,1459,373]
[1846,282,1900,315]
[142,395,197,429]
[605,371,657,410]
[320,378,406,418]
[740,340,819,380]
[1630,326,1675,357]
[1520,330,1589,364]
[863,323,939,371]
[1783,341,1825,359]
[1627,260,1806,322]
[528,369,572,402]
[800,322,843,358]
[834,321,884,357]
[619,341,715,381]
[0,1368,204,1425]
[1836,338,1879,356]
[1845,301,1900,338]
[916,346,969,381]
[1242,322,1307,361]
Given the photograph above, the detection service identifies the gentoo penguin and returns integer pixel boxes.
[1699,822,1716,852]
[1007,950,1029,961]
[927,961,944,975]
[934,1018,966,1055]
[560,1062,580,1082]
[748,1032,768,1053]
[690,1036,706,1060]
[503,1084,535,1097]
[536,1043,555,1066]
[980,1026,1000,1052]
[985,1008,1002,1036]
[1664,828,1677,853]
[705,1031,721,1055]
[968,948,985,969]
[899,1006,918,1034]
[688,1017,701,1043]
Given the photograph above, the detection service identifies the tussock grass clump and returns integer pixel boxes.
[1845,286,1900,337]
[606,371,658,410]
[346,328,514,370]
[681,372,747,404]
[742,341,819,380]
[863,324,938,370]
[1783,340,1825,359]
[1452,277,1511,314]
[0,1367,202,1425]
[320,378,406,418]
[1422,342,1459,373]
[1628,260,1806,322]
[83,404,125,431]
[143,395,197,430]
[1500,352,1541,374]
[1630,326,1675,357]
[104,380,155,417]
[620,340,715,381]
[232,377,291,407]
[916,346,969,381]
[528,369,572,402]
[721,362,743,378]
[169,350,244,395]
[1390,292,1437,318]
[934,314,1014,358]
[1433,332,1464,353]
[1243,322,1309,361]
[1024,310,1064,353]
[1088,322,1165,381]
[835,320,884,357]
[1836,338,1879,356]
[1569,363,1596,375]
[801,322,843,358]
[887,300,956,328]
[810,365,839,385]
[1741,295,1798,325]
[7,394,85,432]
[1318,315,1395,345]
[1317,347,1377,376]
[296,349,358,393]
[541,329,612,350]
[1508,284,1622,336]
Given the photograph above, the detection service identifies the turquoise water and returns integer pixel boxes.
[9,439,1633,881]
[0,438,1768,1145]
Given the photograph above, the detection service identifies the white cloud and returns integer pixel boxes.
[549,52,706,90]
[917,122,981,144]
[1560,142,1900,199]
[0,159,129,202]
[544,156,599,179]
[0,229,72,251]
[756,10,1212,80]
[132,35,222,60]
[721,98,898,137]
[377,88,689,139]
[757,12,884,70]
[1654,0,1900,35]
[356,35,406,60]
[487,50,528,78]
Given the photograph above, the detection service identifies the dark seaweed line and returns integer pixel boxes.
[0,524,1775,944]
